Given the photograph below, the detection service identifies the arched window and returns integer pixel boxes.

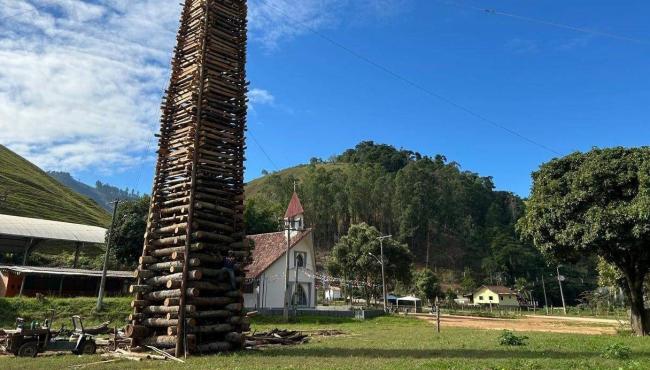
[294,252,306,268]
[292,284,308,306]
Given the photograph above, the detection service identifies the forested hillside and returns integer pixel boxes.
[0,145,110,227]
[48,171,140,211]
[245,142,597,302]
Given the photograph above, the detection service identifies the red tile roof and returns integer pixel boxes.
[284,192,305,219]
[245,229,312,278]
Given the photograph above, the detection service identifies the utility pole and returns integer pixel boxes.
[557,265,567,315]
[377,235,392,313]
[96,199,120,311]
[541,274,549,315]
[283,218,292,321]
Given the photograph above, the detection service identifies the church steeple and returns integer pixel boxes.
[284,192,305,235]
[285,192,304,219]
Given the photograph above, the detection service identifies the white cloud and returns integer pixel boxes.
[0,0,405,174]
[249,88,276,106]
[0,0,180,172]
[248,0,409,49]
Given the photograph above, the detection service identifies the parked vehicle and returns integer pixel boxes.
[0,313,96,357]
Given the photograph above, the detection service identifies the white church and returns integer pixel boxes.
[243,192,317,309]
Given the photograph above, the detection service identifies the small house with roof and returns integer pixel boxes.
[243,193,316,309]
[472,285,520,307]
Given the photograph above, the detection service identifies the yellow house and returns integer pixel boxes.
[472,285,520,307]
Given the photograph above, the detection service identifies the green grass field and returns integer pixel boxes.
[1,298,649,370]
[0,144,109,227]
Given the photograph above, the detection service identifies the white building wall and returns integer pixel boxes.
[243,236,317,309]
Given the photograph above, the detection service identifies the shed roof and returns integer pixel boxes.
[0,214,107,244]
[245,229,312,278]
[0,265,132,279]
[396,295,421,302]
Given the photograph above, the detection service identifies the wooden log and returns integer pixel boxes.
[139,256,158,265]
[193,231,234,243]
[125,324,150,339]
[152,258,200,271]
[140,335,195,349]
[133,269,155,279]
[128,313,146,322]
[225,290,242,298]
[189,297,233,306]
[146,270,202,286]
[144,288,199,300]
[225,332,245,345]
[142,305,196,314]
[143,318,196,328]
[148,243,205,257]
[129,285,152,294]
[131,300,149,308]
[171,251,222,264]
[196,341,231,353]
[225,303,243,312]
[192,310,232,319]
[192,324,233,334]
[151,235,186,247]
[197,267,228,278]
[164,298,180,307]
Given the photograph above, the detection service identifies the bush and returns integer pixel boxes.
[498,330,528,346]
[601,343,631,359]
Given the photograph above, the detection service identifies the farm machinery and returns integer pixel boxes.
[0,313,96,357]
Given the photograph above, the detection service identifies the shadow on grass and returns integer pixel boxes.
[246,347,650,360]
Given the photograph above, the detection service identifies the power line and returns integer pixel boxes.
[249,131,281,171]
[260,1,561,156]
[436,0,650,46]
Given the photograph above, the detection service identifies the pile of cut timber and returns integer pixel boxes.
[245,329,309,347]
[126,0,250,357]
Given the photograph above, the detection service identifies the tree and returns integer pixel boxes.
[244,197,282,234]
[108,196,150,268]
[460,268,478,294]
[327,223,413,306]
[518,147,650,335]
[414,268,440,305]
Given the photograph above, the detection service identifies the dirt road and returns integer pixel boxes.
[415,313,625,335]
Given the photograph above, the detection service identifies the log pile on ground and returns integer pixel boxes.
[245,329,309,347]
[126,0,250,357]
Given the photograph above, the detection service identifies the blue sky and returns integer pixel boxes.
[1,1,648,197]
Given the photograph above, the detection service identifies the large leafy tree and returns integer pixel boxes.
[108,196,150,268]
[518,147,650,335]
[414,268,440,305]
[244,197,282,234]
[327,223,413,305]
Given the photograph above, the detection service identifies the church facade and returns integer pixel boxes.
[243,193,317,309]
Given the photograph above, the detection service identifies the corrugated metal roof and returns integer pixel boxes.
[0,214,106,244]
[0,265,132,279]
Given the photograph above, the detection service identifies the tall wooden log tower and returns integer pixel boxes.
[127,0,249,356]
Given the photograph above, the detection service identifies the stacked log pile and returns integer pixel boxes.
[127,0,250,357]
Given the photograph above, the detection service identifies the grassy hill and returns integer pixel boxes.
[245,163,350,196]
[0,145,110,227]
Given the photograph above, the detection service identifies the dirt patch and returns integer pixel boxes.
[415,314,622,335]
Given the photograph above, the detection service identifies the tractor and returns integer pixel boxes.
[1,313,96,357]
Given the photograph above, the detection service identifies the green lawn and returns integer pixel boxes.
[3,314,650,370]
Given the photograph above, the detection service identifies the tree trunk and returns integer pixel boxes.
[623,272,650,336]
